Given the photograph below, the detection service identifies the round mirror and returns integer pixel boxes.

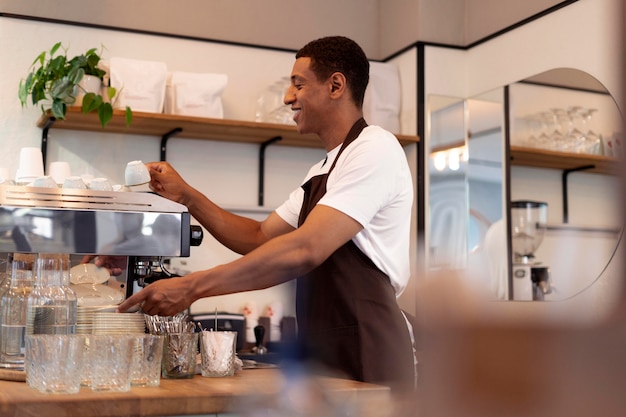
[427,68,623,302]
[506,68,622,301]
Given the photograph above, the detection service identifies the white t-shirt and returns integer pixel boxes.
[275,125,414,296]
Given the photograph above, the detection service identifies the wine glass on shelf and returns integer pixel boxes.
[578,107,601,154]
[563,106,586,153]
[523,113,542,148]
[533,111,553,150]
[546,108,567,152]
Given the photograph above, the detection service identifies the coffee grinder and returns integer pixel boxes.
[510,200,551,301]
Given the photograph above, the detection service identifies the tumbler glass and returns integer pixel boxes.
[25,334,85,394]
[89,334,134,392]
[130,334,164,387]
[200,331,236,377]
[161,332,198,379]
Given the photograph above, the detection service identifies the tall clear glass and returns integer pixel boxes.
[61,255,77,334]
[26,254,75,336]
[0,254,12,352]
[0,253,36,369]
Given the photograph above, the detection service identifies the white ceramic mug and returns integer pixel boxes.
[89,177,114,191]
[47,161,71,185]
[125,160,150,186]
[33,175,58,188]
[63,176,87,189]
[16,147,45,183]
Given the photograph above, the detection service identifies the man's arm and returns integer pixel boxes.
[117,204,363,316]
[183,186,294,254]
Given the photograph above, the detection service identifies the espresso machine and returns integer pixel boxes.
[510,200,551,301]
[0,185,203,296]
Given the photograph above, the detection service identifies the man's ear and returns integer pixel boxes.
[329,72,346,96]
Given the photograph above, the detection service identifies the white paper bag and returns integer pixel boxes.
[164,71,228,118]
[109,57,168,113]
[363,61,401,133]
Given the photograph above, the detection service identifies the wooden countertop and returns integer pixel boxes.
[0,368,390,417]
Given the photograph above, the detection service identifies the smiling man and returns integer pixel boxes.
[117,36,416,393]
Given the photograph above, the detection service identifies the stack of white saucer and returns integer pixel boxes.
[91,312,147,335]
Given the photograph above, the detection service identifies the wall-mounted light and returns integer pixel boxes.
[431,145,468,172]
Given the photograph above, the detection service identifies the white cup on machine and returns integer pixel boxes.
[32,175,58,188]
[47,161,71,185]
[89,177,114,191]
[125,160,151,186]
[63,176,88,190]
[16,147,45,184]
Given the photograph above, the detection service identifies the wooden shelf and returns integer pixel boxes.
[36,107,420,148]
[510,145,620,175]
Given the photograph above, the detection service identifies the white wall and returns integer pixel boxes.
[0,17,420,318]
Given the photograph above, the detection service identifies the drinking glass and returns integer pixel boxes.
[161,332,198,379]
[89,334,134,392]
[0,253,35,370]
[547,108,569,152]
[25,334,85,394]
[564,106,586,152]
[130,334,164,387]
[578,107,601,154]
[200,331,236,377]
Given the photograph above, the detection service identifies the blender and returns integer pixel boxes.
[510,200,551,300]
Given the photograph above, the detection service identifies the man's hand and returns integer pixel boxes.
[81,255,127,277]
[116,274,197,316]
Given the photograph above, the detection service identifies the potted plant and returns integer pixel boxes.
[18,42,132,128]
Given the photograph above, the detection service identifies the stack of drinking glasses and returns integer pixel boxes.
[24,332,164,393]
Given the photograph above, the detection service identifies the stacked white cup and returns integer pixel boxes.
[15,147,44,184]
[48,161,72,185]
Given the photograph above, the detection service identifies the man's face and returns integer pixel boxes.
[284,57,330,135]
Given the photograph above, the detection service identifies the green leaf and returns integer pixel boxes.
[32,51,46,68]
[18,80,28,106]
[98,102,113,128]
[48,55,67,75]
[106,86,117,101]
[81,93,103,113]
[31,88,45,105]
[51,99,66,119]
[49,77,74,101]
[50,41,62,56]
[125,106,133,127]
[67,67,85,85]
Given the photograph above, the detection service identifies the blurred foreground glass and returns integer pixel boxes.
[25,334,84,394]
[26,253,76,336]
[130,334,164,387]
[0,253,35,369]
[200,330,236,377]
[89,334,134,391]
[161,332,198,379]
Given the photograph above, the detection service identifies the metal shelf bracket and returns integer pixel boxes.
[40,116,56,168]
[562,164,595,223]
[160,128,183,161]
[258,136,282,206]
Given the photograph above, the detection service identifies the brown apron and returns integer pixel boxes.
[295,118,415,392]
